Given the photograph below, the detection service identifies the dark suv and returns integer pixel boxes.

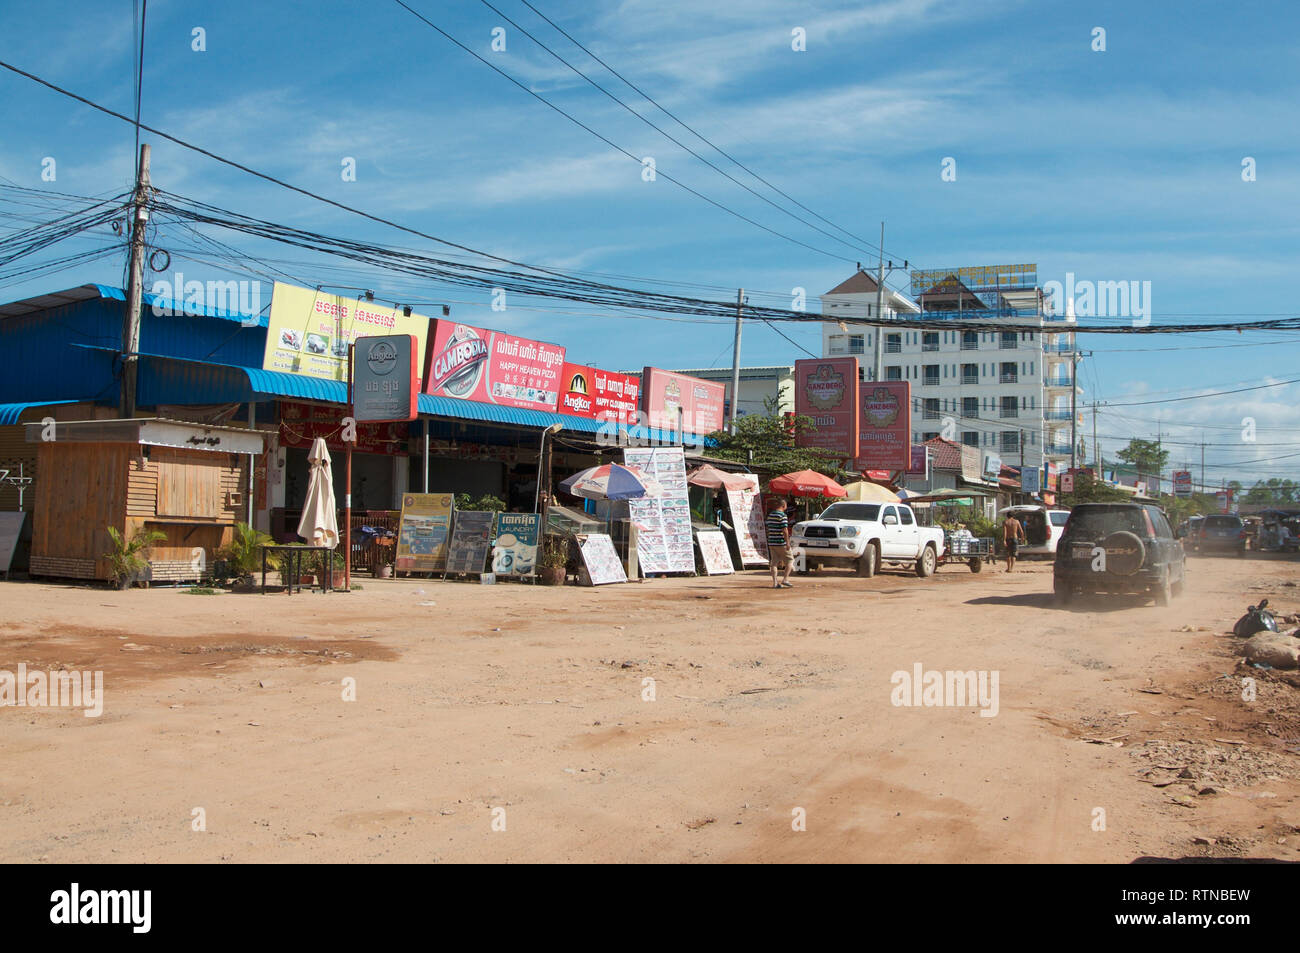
[1053,502,1186,606]
[1197,514,1246,556]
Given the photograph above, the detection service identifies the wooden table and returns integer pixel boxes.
[261,545,335,595]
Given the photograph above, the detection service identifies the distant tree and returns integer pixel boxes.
[1060,471,1132,506]
[1115,438,1170,482]
[707,398,855,483]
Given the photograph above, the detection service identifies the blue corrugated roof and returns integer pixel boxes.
[95,284,267,327]
[0,400,80,426]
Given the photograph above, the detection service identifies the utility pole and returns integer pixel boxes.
[1069,350,1079,472]
[1200,435,1205,492]
[120,142,150,418]
[1092,400,1099,473]
[873,223,885,383]
[728,288,744,433]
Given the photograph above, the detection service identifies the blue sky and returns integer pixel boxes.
[1,0,1297,486]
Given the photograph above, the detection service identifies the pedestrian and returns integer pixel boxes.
[1002,511,1026,572]
[766,498,794,589]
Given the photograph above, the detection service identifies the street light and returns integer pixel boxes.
[534,422,563,513]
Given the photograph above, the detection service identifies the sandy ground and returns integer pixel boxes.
[2,552,1299,864]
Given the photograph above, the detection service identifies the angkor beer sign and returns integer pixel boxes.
[423,321,566,412]
[856,381,910,471]
[559,362,640,423]
[352,334,417,423]
[794,357,858,458]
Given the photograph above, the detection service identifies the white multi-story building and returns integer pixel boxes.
[819,269,1083,473]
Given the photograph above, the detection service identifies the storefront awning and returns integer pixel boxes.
[0,400,82,426]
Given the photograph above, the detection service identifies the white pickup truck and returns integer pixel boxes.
[791,501,946,577]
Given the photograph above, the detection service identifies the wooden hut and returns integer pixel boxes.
[23,418,264,582]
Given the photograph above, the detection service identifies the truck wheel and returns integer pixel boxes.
[857,543,879,578]
[915,544,936,578]
[969,558,982,573]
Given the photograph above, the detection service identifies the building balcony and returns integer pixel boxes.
[1044,410,1074,421]
[962,374,979,385]
[999,374,1018,384]
[1045,444,1074,456]
[1045,377,1074,388]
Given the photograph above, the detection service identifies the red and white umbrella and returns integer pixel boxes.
[559,463,661,501]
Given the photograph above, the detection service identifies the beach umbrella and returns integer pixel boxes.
[686,464,752,491]
[841,481,900,503]
[768,470,846,498]
[297,437,339,548]
[560,463,660,501]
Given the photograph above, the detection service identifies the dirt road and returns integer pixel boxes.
[2,554,1298,863]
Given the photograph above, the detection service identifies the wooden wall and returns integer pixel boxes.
[30,442,131,579]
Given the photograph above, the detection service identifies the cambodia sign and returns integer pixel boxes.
[856,382,910,471]
[263,282,431,383]
[352,334,417,423]
[558,362,641,423]
[794,358,858,458]
[641,368,726,436]
[423,320,566,412]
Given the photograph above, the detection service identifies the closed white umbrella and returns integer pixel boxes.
[297,437,339,549]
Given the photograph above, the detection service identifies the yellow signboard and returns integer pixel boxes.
[395,493,454,573]
[263,282,432,382]
[909,263,1037,295]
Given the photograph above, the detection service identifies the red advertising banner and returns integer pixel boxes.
[856,382,911,471]
[641,368,726,435]
[278,400,409,455]
[558,362,641,423]
[794,357,858,458]
[423,320,566,412]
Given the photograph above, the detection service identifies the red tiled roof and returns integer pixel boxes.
[922,436,964,470]
[824,271,880,296]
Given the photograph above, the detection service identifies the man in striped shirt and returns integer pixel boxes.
[766,498,794,589]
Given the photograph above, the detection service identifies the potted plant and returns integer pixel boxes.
[217,522,278,590]
[328,549,348,588]
[376,544,395,578]
[538,535,568,586]
[104,526,167,590]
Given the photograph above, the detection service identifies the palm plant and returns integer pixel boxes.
[217,522,278,581]
[104,526,167,589]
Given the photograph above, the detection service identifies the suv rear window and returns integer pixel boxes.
[1203,515,1243,528]
[1049,512,1070,526]
[1063,505,1146,539]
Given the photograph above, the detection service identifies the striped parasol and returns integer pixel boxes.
[559,463,660,501]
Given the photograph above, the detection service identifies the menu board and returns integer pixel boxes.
[696,530,735,575]
[491,512,540,577]
[623,446,694,575]
[445,510,496,575]
[724,473,769,566]
[395,493,453,572]
[577,534,627,585]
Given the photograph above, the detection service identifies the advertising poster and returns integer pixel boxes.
[906,445,929,478]
[697,530,735,575]
[1045,461,1059,493]
[1173,470,1193,498]
[558,362,641,423]
[724,472,768,566]
[445,510,496,575]
[856,382,911,471]
[395,493,453,572]
[623,446,695,575]
[278,400,408,456]
[794,358,858,458]
[263,282,431,383]
[640,368,726,436]
[492,512,540,577]
[1021,466,1041,494]
[578,534,628,585]
[353,334,418,423]
[424,320,566,412]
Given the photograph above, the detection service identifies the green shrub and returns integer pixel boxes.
[104,526,167,587]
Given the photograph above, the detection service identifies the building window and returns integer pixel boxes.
[1000,362,1018,384]
[885,365,902,381]
[961,331,979,351]
[922,332,939,352]
[885,334,902,353]
[848,334,865,354]
[962,363,978,385]
[923,398,940,420]
[1000,396,1018,418]
[828,334,847,355]
[1000,331,1016,349]
[922,432,939,442]
[1001,431,1020,453]
[962,431,979,447]
[923,365,940,386]
[963,396,979,419]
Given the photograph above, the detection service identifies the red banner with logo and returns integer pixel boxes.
[278,400,409,455]
[423,320,566,412]
[641,368,726,435]
[856,381,911,471]
[558,362,641,423]
[794,357,858,458]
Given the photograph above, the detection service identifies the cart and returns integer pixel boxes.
[941,533,997,572]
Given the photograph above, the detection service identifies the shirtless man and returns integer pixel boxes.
[1002,513,1026,572]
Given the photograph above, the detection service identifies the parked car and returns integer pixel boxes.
[997,505,1071,556]
[1053,502,1186,606]
[792,501,946,577]
[1197,514,1247,556]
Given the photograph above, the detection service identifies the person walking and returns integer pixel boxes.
[766,498,794,588]
[1002,511,1026,572]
